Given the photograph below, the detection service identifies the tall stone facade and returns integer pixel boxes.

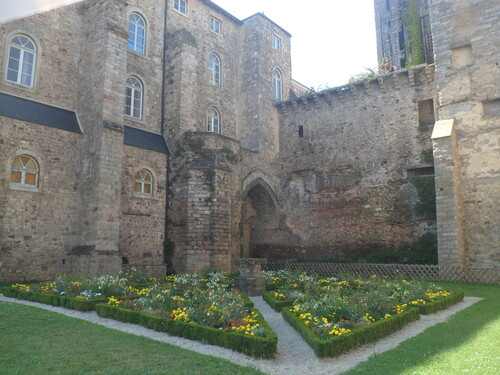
[429,0,500,267]
[0,0,498,282]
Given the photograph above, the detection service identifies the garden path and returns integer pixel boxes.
[0,295,481,375]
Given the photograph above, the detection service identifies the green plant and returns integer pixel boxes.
[410,176,436,218]
[407,232,438,264]
[403,0,425,67]
[420,148,434,164]
[365,249,403,264]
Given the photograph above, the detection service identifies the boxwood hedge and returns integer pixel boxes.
[95,303,277,358]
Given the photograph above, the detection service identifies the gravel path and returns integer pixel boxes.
[0,294,481,375]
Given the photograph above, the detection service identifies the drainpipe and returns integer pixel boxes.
[161,0,172,275]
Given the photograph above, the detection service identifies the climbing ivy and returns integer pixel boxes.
[403,0,425,67]
[410,176,436,218]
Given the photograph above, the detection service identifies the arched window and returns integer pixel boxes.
[10,155,39,188]
[6,35,37,88]
[273,69,283,100]
[209,53,221,88]
[125,76,143,119]
[128,13,146,55]
[134,169,153,196]
[207,107,220,134]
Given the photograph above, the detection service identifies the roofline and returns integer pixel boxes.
[200,0,243,24]
[242,12,292,37]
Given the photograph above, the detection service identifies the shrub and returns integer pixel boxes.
[96,304,277,358]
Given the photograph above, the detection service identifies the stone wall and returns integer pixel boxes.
[263,65,438,259]
[0,0,169,281]
[429,0,500,267]
[120,145,167,276]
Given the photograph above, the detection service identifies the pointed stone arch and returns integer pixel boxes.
[241,170,279,258]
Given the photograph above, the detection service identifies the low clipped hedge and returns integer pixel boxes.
[3,287,112,311]
[238,290,255,308]
[95,303,277,358]
[282,306,420,357]
[417,291,464,315]
[262,291,293,312]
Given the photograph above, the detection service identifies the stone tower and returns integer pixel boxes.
[374,0,434,69]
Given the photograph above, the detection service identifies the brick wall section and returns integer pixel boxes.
[429,0,500,267]
[266,66,438,259]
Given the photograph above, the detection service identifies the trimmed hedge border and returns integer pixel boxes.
[282,306,420,357]
[3,287,118,311]
[417,291,464,314]
[278,291,464,357]
[262,291,293,312]
[95,303,277,358]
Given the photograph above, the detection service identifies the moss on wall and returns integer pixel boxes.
[403,0,425,66]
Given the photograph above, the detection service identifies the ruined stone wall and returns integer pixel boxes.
[262,65,438,259]
[164,1,293,272]
[429,0,500,267]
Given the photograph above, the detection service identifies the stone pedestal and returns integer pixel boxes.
[233,258,267,296]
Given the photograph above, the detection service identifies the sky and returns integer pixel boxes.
[0,0,378,89]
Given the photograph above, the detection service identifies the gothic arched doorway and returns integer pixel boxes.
[241,178,278,258]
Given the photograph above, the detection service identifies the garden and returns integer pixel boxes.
[1,268,466,362]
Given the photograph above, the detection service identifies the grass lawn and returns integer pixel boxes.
[339,282,500,375]
[1,281,499,375]
[0,301,265,375]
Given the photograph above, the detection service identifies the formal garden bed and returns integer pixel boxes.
[262,271,464,357]
[2,270,276,358]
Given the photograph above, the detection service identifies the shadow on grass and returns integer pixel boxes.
[340,282,500,375]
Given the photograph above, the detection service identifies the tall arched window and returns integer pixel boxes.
[10,154,39,188]
[125,76,143,119]
[273,69,283,100]
[128,13,146,55]
[207,107,220,134]
[209,53,221,88]
[6,35,37,88]
[134,169,153,196]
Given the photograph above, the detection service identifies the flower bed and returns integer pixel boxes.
[3,270,149,311]
[262,271,463,357]
[96,271,277,358]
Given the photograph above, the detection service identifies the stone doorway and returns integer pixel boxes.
[241,178,278,258]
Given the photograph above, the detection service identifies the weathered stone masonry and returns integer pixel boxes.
[0,0,498,282]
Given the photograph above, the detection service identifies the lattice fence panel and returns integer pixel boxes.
[264,260,500,285]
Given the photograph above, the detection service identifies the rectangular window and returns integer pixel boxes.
[210,17,221,34]
[174,0,187,15]
[298,125,304,138]
[272,35,282,51]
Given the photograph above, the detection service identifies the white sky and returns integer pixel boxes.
[0,0,378,89]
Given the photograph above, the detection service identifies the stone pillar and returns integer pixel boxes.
[431,119,465,266]
[234,258,267,296]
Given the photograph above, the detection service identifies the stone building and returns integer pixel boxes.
[0,0,498,282]
[374,0,434,69]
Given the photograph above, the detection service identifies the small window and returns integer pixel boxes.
[273,68,283,100]
[174,0,187,15]
[272,35,282,51]
[209,53,221,88]
[210,17,221,34]
[10,154,39,188]
[128,13,146,55]
[207,107,221,134]
[298,125,304,138]
[125,76,143,119]
[134,169,153,196]
[6,35,37,88]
